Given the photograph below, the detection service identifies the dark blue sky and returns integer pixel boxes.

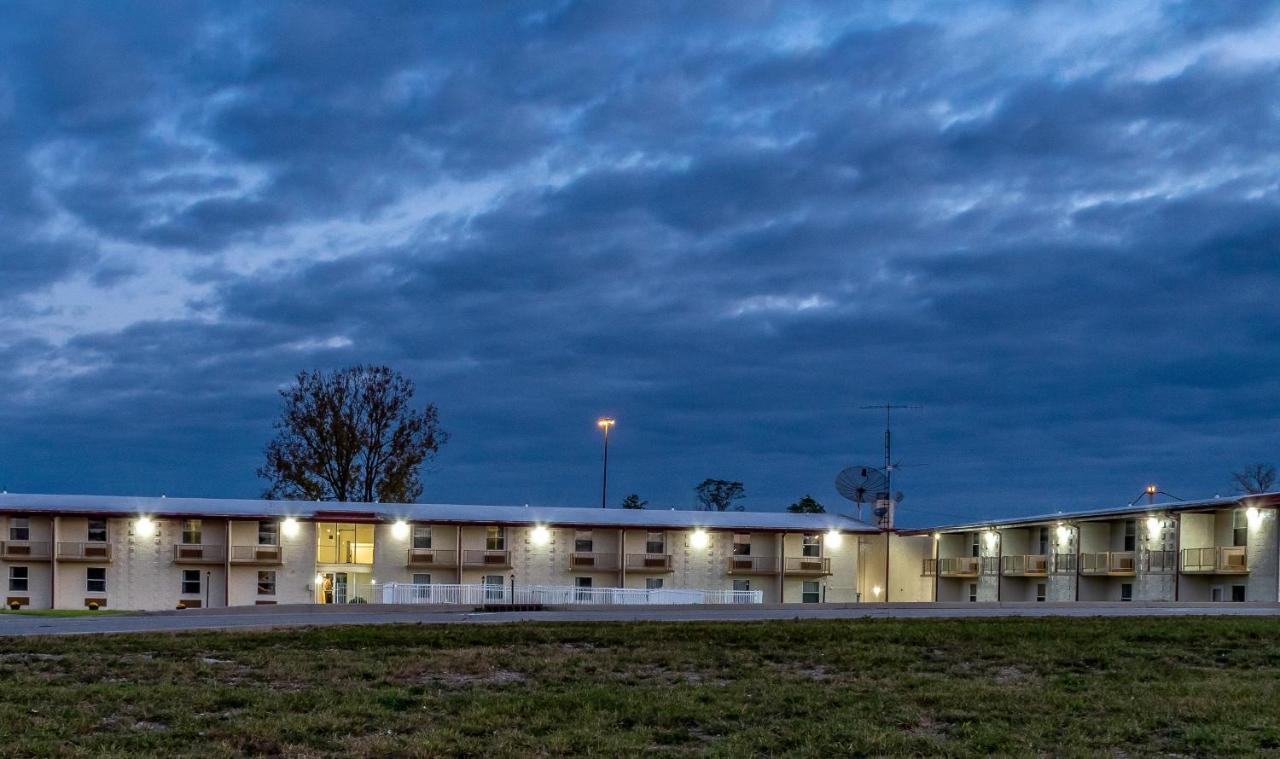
[1,2,1278,526]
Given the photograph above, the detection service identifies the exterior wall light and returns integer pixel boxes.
[135,517,155,538]
[282,518,300,539]
[872,585,882,598]
[1146,516,1161,539]
[690,529,710,549]
[984,531,999,550]
[531,525,551,546]
[314,573,324,585]
[824,530,843,549]
[1247,507,1262,528]
[1056,524,1071,544]
[392,520,410,540]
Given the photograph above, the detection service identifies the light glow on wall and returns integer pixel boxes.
[282,518,300,538]
[1146,516,1161,539]
[392,520,410,540]
[984,530,999,549]
[134,517,155,538]
[1247,507,1262,528]
[872,585,882,598]
[824,530,843,549]
[690,529,710,549]
[531,525,551,546]
[1056,524,1071,544]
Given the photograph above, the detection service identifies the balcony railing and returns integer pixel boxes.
[380,582,763,606]
[624,553,674,572]
[1053,553,1076,574]
[1145,549,1176,574]
[229,545,283,565]
[1181,546,1249,574]
[937,557,981,577]
[56,542,112,562]
[1001,554,1049,576]
[462,549,512,568]
[0,541,50,561]
[726,555,780,575]
[1080,551,1136,576]
[172,544,227,564]
[407,548,458,567]
[569,552,619,570]
[784,556,832,575]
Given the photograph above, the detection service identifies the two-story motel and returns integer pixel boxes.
[0,491,1276,610]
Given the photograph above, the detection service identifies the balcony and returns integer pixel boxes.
[172,544,226,564]
[407,548,458,568]
[0,541,51,561]
[462,549,512,569]
[936,557,981,578]
[726,555,780,575]
[1080,551,1136,576]
[784,556,832,576]
[569,552,619,571]
[1145,549,1176,574]
[1181,546,1248,574]
[1053,553,1076,575]
[229,545,283,565]
[625,553,674,572]
[1001,554,1049,577]
[56,542,112,562]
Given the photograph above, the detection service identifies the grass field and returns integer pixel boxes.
[1,617,1279,756]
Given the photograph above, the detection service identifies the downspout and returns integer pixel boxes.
[995,531,1003,603]
[455,527,463,585]
[1173,513,1181,602]
[883,531,891,603]
[933,533,940,602]
[618,528,625,587]
[51,516,59,610]
[1275,508,1279,603]
[779,533,786,603]
[1074,524,1081,602]
[224,521,231,607]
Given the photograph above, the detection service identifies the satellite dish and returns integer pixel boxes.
[835,466,889,520]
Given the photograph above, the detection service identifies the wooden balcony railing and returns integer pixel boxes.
[229,545,283,565]
[172,544,226,564]
[726,555,780,575]
[462,549,512,568]
[1181,546,1248,574]
[569,552,619,570]
[1079,551,1136,576]
[624,553,673,572]
[407,548,458,567]
[56,542,112,562]
[784,556,832,575]
[1001,554,1049,577]
[0,541,50,561]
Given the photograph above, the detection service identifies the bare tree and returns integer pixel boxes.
[258,366,448,502]
[695,479,745,511]
[1231,463,1277,495]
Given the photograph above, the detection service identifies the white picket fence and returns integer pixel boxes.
[380,582,763,606]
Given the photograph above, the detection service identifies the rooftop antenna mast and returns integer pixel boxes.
[859,403,921,527]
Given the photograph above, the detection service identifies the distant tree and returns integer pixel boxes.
[695,479,745,511]
[620,494,648,510]
[787,495,826,513]
[1232,463,1277,495]
[258,366,448,503]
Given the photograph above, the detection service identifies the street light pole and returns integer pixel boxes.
[597,418,615,508]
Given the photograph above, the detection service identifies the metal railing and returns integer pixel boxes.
[1001,554,1049,576]
[569,552,619,570]
[379,582,763,606]
[624,553,674,571]
[406,548,458,567]
[462,549,512,567]
[937,557,981,577]
[229,545,284,564]
[1053,553,1076,574]
[56,542,112,561]
[172,544,226,564]
[1181,546,1249,574]
[1079,551,1136,576]
[0,541,50,560]
[1145,549,1176,574]
[784,556,832,575]
[726,556,780,574]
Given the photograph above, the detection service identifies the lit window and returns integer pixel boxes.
[486,527,506,551]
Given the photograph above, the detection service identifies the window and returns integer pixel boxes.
[484,575,504,600]
[968,583,977,603]
[645,531,665,554]
[1232,585,1246,602]
[412,525,432,550]
[411,573,431,586]
[574,576,592,601]
[574,530,593,553]
[9,567,28,592]
[733,579,750,592]
[315,523,374,564]
[1120,583,1133,602]
[486,526,506,551]
[181,569,201,595]
[86,567,106,593]
[801,581,820,603]
[801,533,822,558]
[87,519,108,543]
[1233,510,1248,547]
[257,571,276,596]
[1035,583,1046,602]
[258,521,279,546]
[645,578,664,590]
[970,533,981,557]
[1123,520,1136,552]
[9,517,29,542]
[732,534,751,556]
[1036,527,1048,555]
[182,519,201,545]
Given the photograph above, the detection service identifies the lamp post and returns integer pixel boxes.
[597,417,615,508]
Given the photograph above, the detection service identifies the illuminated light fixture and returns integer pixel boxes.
[872,585,883,598]
[392,520,410,540]
[690,529,710,549]
[933,532,941,540]
[1247,506,1262,528]
[824,529,843,549]
[531,525,551,546]
[1146,516,1161,538]
[282,518,300,538]
[134,517,155,538]
[596,418,616,430]
[1146,484,1157,495]
[984,530,999,549]
[1056,524,1071,544]
[314,574,325,585]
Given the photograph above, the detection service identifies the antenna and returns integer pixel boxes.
[859,403,921,527]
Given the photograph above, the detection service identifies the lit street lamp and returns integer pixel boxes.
[597,417,615,508]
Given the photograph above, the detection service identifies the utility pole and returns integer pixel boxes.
[859,403,921,528]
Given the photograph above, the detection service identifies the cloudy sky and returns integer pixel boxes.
[1,2,1278,525]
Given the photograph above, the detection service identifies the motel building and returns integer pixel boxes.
[0,491,1277,611]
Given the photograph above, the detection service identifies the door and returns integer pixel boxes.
[319,572,350,604]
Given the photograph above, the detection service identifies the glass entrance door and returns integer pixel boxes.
[318,572,350,604]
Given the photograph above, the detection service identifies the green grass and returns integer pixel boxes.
[1,617,1280,756]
